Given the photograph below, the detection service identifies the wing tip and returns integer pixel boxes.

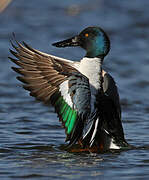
[9,49,18,58]
[11,67,21,74]
[8,56,18,64]
[16,76,27,84]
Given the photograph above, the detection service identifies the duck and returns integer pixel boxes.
[9,26,129,152]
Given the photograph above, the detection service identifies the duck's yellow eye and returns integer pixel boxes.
[85,33,89,37]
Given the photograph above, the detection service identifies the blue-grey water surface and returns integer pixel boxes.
[0,0,149,179]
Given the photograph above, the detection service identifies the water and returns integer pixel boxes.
[0,0,149,179]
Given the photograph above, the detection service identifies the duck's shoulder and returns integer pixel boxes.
[103,71,117,91]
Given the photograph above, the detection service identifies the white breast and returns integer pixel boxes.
[79,57,102,112]
[79,57,102,90]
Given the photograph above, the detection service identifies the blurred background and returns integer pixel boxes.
[0,0,149,179]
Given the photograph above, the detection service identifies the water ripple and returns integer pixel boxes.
[0,0,149,179]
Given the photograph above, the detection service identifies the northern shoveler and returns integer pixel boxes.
[9,26,129,152]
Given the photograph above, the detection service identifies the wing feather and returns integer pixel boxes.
[9,39,78,102]
[9,37,92,146]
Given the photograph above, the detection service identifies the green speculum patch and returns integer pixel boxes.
[51,92,77,135]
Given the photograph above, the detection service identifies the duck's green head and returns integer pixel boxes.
[52,26,110,58]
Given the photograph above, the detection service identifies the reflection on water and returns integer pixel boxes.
[0,0,149,179]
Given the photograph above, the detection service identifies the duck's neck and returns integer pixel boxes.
[79,57,104,91]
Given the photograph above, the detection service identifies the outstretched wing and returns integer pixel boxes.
[9,38,91,146]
